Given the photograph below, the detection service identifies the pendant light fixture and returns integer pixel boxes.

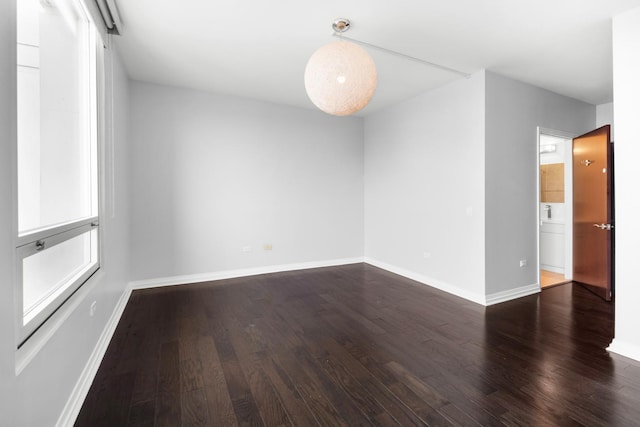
[304,19,377,116]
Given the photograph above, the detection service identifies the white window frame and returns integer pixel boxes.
[14,0,103,348]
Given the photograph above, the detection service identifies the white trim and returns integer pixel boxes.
[55,285,132,427]
[129,257,365,290]
[52,257,545,427]
[363,257,486,305]
[484,283,540,306]
[17,216,98,247]
[537,127,577,140]
[536,127,578,295]
[607,339,640,363]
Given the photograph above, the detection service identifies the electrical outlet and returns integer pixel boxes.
[242,246,252,253]
[90,301,97,317]
[423,252,431,259]
[520,259,527,267]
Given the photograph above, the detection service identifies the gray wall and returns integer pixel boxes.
[0,9,132,424]
[596,102,614,140]
[364,70,596,302]
[129,82,364,282]
[484,71,595,295]
[364,71,487,302]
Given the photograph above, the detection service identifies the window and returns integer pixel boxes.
[16,0,99,346]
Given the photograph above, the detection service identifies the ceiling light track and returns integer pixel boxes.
[331,33,471,79]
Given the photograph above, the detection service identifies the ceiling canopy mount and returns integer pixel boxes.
[332,18,351,34]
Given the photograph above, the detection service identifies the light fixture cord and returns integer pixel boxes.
[333,33,471,78]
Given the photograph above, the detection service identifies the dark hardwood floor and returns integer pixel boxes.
[75,263,640,426]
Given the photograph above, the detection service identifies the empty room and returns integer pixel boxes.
[2,0,640,425]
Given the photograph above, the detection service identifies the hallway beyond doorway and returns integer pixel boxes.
[541,269,571,288]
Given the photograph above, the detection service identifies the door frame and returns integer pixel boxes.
[536,127,578,290]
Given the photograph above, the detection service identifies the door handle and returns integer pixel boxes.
[593,223,614,230]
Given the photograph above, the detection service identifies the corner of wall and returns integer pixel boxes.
[363,72,487,300]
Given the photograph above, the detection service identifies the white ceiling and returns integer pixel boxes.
[113,0,640,116]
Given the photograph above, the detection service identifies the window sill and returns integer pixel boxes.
[15,269,105,375]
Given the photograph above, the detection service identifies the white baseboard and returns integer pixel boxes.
[364,258,541,306]
[56,257,363,426]
[540,264,564,274]
[484,283,540,306]
[364,257,486,305]
[129,257,365,290]
[56,255,543,426]
[56,286,133,427]
[607,339,640,363]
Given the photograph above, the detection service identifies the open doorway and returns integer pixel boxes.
[537,128,575,289]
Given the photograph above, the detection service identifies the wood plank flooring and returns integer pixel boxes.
[540,269,571,288]
[75,263,640,426]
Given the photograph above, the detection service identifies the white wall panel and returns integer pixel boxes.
[609,6,640,361]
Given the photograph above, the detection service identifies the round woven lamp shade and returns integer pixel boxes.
[304,40,377,116]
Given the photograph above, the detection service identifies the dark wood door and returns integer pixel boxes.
[573,125,613,301]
